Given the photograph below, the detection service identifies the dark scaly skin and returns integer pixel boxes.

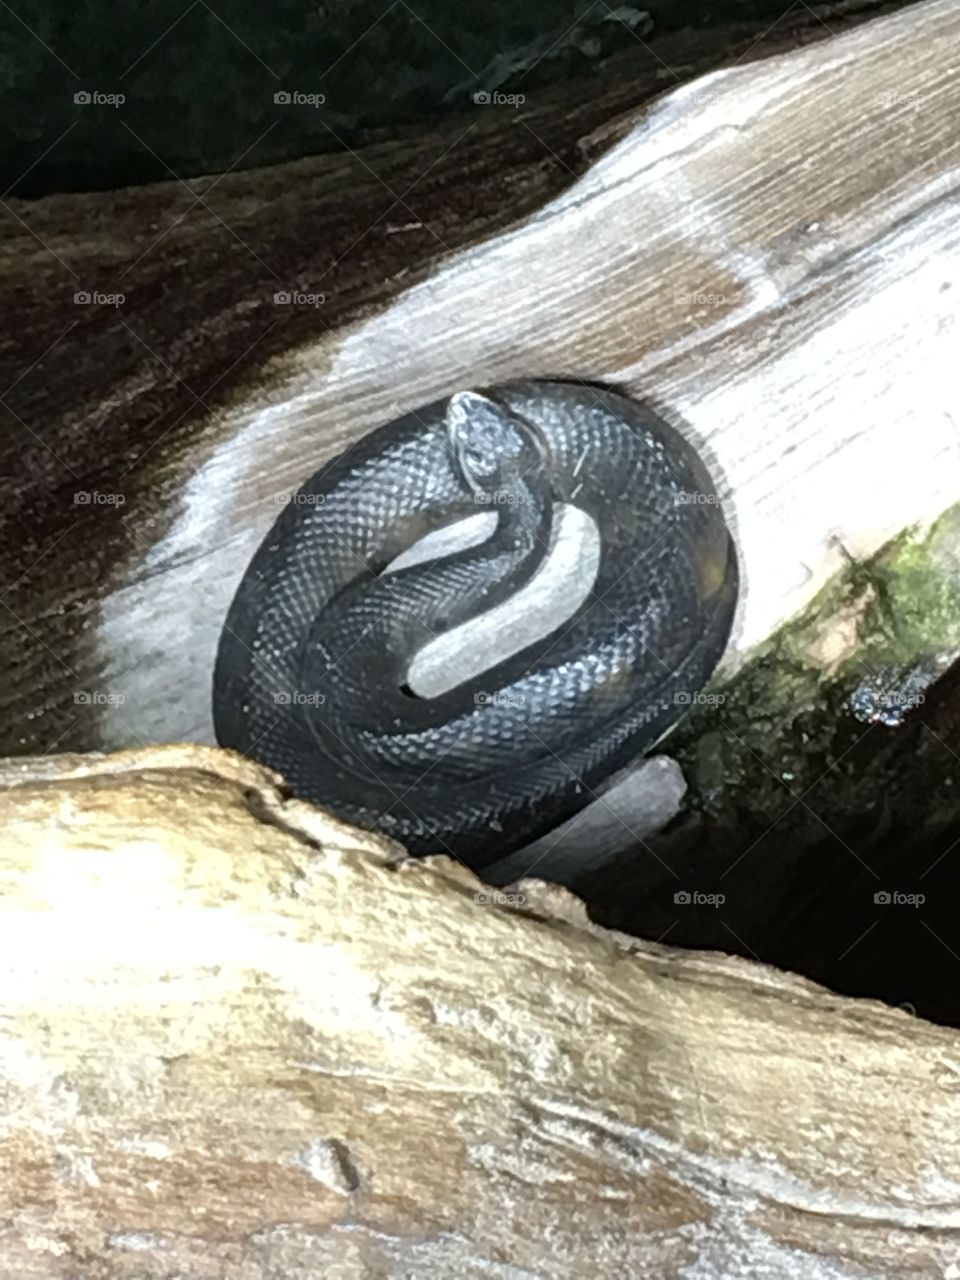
[213,381,738,866]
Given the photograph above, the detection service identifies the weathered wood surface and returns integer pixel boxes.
[0,0,954,765]
[3,743,960,1280]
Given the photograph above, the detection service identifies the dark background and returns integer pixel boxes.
[1,0,921,196]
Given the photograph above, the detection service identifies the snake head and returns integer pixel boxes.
[445,390,547,498]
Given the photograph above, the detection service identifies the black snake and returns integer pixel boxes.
[213,380,738,866]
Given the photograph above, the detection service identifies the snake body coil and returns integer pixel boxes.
[213,380,738,866]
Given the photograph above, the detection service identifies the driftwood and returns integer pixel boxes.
[1,0,957,894]
[3,744,960,1280]
[0,0,957,764]
[5,4,960,1276]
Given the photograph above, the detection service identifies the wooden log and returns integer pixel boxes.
[0,0,956,765]
[5,7,960,1269]
[3,743,960,1279]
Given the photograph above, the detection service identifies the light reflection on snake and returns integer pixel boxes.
[213,380,738,867]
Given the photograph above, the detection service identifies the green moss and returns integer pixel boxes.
[870,509,960,661]
[667,507,960,822]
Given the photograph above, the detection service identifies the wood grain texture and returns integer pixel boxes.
[0,0,947,764]
[2,742,960,1279]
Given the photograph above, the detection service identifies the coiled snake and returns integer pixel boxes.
[213,380,738,866]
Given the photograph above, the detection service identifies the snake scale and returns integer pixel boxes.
[213,380,738,866]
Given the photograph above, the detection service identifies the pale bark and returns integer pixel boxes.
[2,744,958,1279]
